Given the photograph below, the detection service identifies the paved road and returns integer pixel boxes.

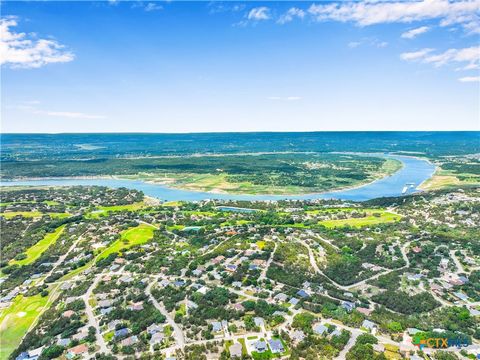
[146,281,186,348]
[300,239,321,274]
[449,250,466,274]
[259,242,277,281]
[335,329,359,360]
[83,274,110,355]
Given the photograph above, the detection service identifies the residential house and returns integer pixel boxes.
[232,281,242,288]
[356,307,373,316]
[57,338,71,347]
[67,344,88,359]
[121,335,139,347]
[254,341,267,353]
[97,299,113,308]
[229,343,242,358]
[313,324,328,336]
[274,293,288,302]
[187,300,199,311]
[254,317,264,328]
[291,330,305,344]
[114,328,130,338]
[453,292,469,301]
[147,324,163,335]
[150,332,164,345]
[127,302,144,311]
[63,310,75,318]
[100,307,113,315]
[289,297,300,306]
[341,301,356,312]
[268,339,285,354]
[362,320,377,333]
[296,289,309,298]
[211,321,223,332]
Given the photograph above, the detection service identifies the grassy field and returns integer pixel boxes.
[0,211,69,219]
[0,294,50,360]
[319,210,401,228]
[86,201,147,219]
[162,201,183,207]
[419,166,480,191]
[96,223,156,259]
[9,225,66,266]
[420,174,460,190]
[256,241,266,250]
[0,211,43,218]
[0,200,59,206]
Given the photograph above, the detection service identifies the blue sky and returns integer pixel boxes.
[1,0,479,133]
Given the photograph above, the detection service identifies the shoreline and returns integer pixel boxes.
[135,157,403,196]
[0,157,405,197]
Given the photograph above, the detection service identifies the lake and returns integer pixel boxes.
[1,155,435,202]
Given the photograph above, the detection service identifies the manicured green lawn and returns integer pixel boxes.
[42,200,60,206]
[86,202,146,219]
[0,211,69,219]
[256,241,266,250]
[319,210,401,228]
[167,224,185,231]
[10,225,66,266]
[0,211,43,219]
[97,223,156,259]
[0,294,50,360]
[162,201,183,207]
[238,338,248,356]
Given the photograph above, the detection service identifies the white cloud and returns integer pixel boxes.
[401,46,480,69]
[277,8,306,24]
[131,2,163,12]
[41,111,106,119]
[348,38,388,49]
[0,18,74,69]
[207,2,245,14]
[144,3,163,12]
[247,7,270,21]
[308,0,480,33]
[400,48,434,61]
[458,76,480,82]
[401,26,430,39]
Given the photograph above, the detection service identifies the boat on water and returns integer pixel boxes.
[402,182,417,194]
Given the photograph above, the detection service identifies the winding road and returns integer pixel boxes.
[145,280,186,349]
[83,274,109,355]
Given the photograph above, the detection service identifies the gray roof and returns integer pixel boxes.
[229,343,242,358]
[289,297,300,305]
[268,339,285,353]
[211,321,223,332]
[362,320,376,329]
[313,323,328,335]
[254,340,267,352]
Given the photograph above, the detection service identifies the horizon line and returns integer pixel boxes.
[2,130,480,135]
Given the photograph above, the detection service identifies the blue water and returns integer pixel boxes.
[216,206,258,213]
[0,155,435,202]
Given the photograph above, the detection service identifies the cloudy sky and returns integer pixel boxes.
[1,0,479,133]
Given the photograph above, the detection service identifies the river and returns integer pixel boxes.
[0,155,435,202]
